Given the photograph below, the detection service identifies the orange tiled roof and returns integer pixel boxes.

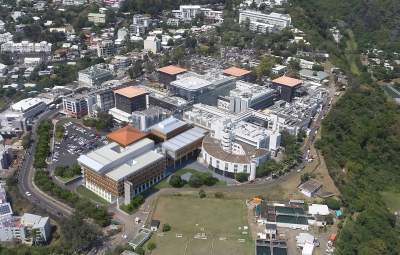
[114,86,147,98]
[157,65,187,75]
[106,126,147,147]
[223,67,252,77]
[272,75,303,87]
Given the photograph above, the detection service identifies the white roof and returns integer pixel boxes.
[78,138,164,181]
[151,117,187,135]
[296,232,314,246]
[171,76,212,91]
[308,204,330,216]
[162,127,207,152]
[302,242,314,255]
[11,98,44,112]
[106,150,164,181]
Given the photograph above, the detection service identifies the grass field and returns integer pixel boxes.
[154,168,226,189]
[148,195,253,255]
[76,186,109,205]
[381,191,400,213]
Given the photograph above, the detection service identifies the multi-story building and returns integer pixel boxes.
[271,75,303,102]
[62,94,88,118]
[131,106,171,131]
[217,81,276,113]
[239,10,291,33]
[88,13,106,24]
[86,87,116,117]
[78,65,114,87]
[130,14,151,36]
[62,0,86,5]
[0,32,13,44]
[167,69,236,104]
[0,41,52,60]
[0,184,51,244]
[157,65,187,86]
[103,0,124,8]
[183,104,281,180]
[143,36,161,54]
[78,127,165,204]
[114,86,148,113]
[97,40,115,58]
[172,5,223,22]
[0,20,4,32]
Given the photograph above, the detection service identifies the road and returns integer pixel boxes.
[17,109,74,220]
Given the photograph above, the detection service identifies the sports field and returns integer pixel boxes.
[148,195,253,255]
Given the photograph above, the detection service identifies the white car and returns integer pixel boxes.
[25,191,32,197]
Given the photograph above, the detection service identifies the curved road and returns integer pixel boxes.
[17,110,73,219]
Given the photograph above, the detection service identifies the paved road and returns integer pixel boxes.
[17,110,74,220]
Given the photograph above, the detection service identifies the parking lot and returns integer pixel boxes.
[51,121,107,169]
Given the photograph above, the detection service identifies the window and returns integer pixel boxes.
[225,163,228,171]
[216,160,220,168]
[234,164,238,173]
[243,165,248,173]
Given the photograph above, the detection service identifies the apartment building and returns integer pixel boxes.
[0,41,52,57]
[88,13,106,24]
[62,0,86,5]
[97,40,115,58]
[78,65,114,87]
[239,10,291,33]
[130,14,151,36]
[78,127,165,203]
[103,0,124,8]
[172,5,223,22]
[62,94,88,118]
[143,36,161,54]
[0,32,13,44]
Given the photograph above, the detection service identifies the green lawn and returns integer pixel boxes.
[148,195,253,255]
[75,186,109,206]
[381,191,400,213]
[154,168,226,189]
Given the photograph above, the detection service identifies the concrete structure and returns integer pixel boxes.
[103,0,124,8]
[1,41,52,59]
[0,98,46,135]
[299,69,329,83]
[88,13,106,24]
[271,75,303,102]
[86,87,115,117]
[143,36,161,54]
[78,137,165,203]
[298,179,322,197]
[218,81,276,113]
[162,127,208,166]
[167,70,236,103]
[62,0,85,5]
[113,86,149,114]
[78,66,113,87]
[157,65,187,86]
[131,106,171,131]
[239,10,291,33]
[62,94,88,118]
[130,15,151,36]
[308,204,330,216]
[150,117,189,141]
[97,40,115,58]
[172,5,223,22]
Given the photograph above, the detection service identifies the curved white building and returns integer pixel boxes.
[201,132,270,181]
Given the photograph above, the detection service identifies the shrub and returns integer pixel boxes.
[169,175,185,188]
[147,242,156,251]
[199,189,206,198]
[235,173,249,183]
[214,192,224,199]
[189,175,203,188]
[162,224,171,232]
[324,198,341,210]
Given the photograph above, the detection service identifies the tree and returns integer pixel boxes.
[128,60,143,79]
[324,198,341,210]
[162,224,171,232]
[300,173,315,183]
[235,173,249,183]
[147,242,156,251]
[169,175,185,188]
[198,189,206,198]
[255,56,275,80]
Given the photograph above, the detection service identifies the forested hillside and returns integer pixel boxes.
[291,0,400,51]
[291,0,400,254]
